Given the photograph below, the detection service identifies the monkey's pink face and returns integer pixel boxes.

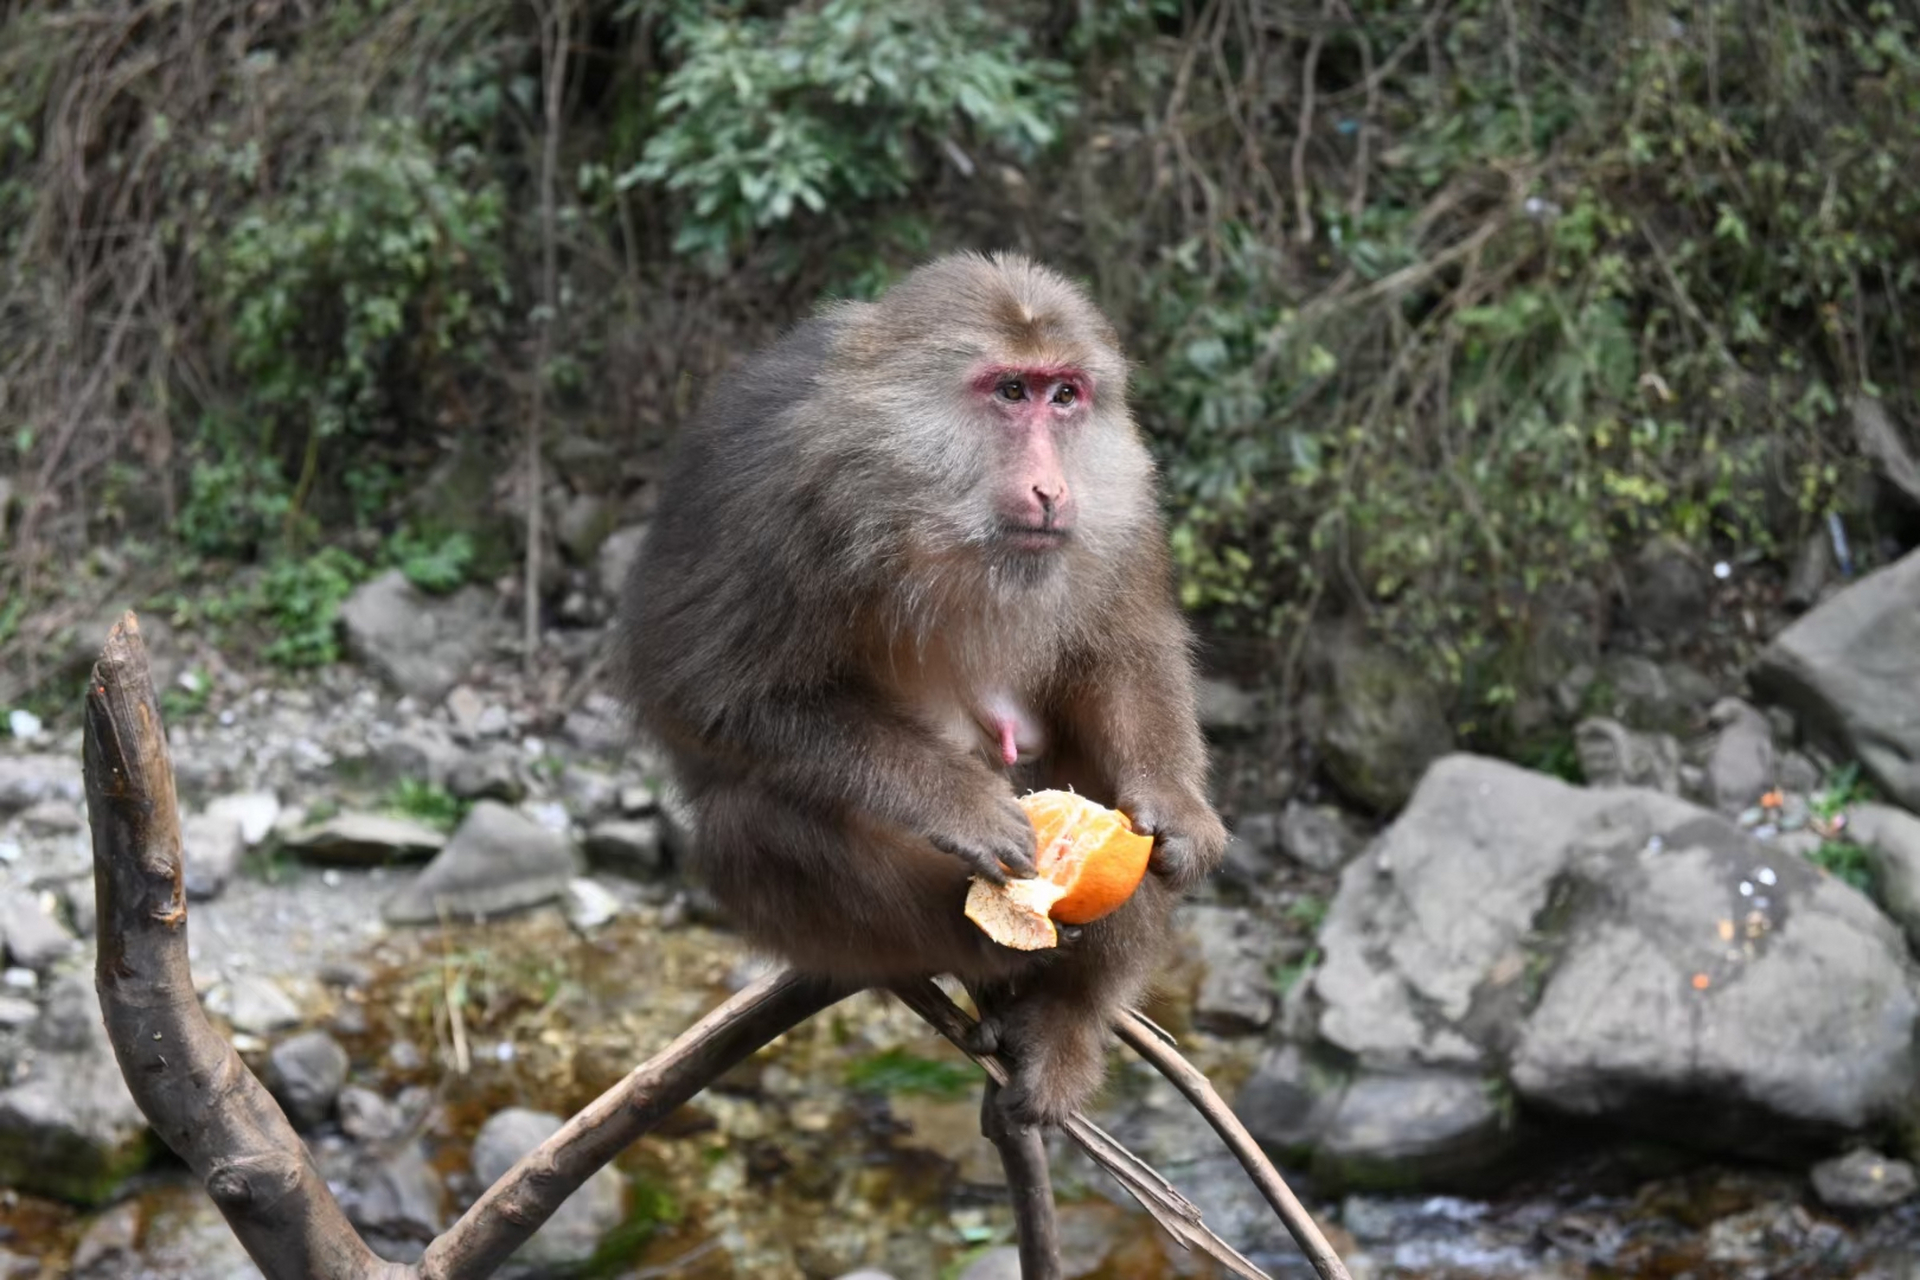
[970,363,1089,551]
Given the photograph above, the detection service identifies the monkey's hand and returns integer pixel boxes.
[929,794,1039,884]
[1120,790,1227,891]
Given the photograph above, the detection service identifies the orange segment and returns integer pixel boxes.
[1023,790,1154,924]
[963,790,1154,949]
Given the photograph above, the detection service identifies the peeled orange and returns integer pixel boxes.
[963,790,1154,950]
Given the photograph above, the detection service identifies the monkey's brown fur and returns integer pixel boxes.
[615,252,1226,1125]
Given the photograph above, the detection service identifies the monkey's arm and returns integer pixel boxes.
[1060,588,1226,890]
[659,688,1040,882]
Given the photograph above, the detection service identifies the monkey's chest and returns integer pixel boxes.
[934,689,1046,770]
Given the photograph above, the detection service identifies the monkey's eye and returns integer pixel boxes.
[1051,384,1077,406]
[997,380,1026,402]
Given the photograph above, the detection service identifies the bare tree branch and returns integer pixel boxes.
[1115,1013,1352,1280]
[86,614,410,1280]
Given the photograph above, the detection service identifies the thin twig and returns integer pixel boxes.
[523,0,570,673]
[1115,1013,1351,1280]
[890,982,1273,1280]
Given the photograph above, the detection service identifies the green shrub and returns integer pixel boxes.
[622,0,1074,266]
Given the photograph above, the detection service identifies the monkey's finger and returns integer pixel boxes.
[1148,832,1196,883]
[933,834,1010,884]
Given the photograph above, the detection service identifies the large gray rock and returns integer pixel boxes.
[340,570,501,703]
[0,755,82,815]
[1752,547,1920,811]
[1509,814,1918,1146]
[1308,637,1453,813]
[0,886,77,972]
[0,973,153,1203]
[384,801,583,924]
[1811,1147,1917,1211]
[471,1108,624,1274]
[284,812,446,866]
[1313,754,1920,1161]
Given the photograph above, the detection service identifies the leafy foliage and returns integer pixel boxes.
[844,1047,978,1099]
[621,0,1073,265]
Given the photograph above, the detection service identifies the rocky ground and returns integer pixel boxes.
[5,526,1920,1277]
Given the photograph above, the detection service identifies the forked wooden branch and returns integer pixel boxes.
[83,613,1348,1280]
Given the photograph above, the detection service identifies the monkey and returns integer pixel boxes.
[614,251,1227,1126]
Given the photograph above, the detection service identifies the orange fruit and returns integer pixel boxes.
[1020,790,1153,924]
[963,790,1153,950]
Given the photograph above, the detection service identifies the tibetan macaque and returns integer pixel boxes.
[615,252,1226,1125]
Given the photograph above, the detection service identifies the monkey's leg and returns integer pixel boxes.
[985,886,1174,1128]
[692,784,1043,986]
[981,1077,1062,1280]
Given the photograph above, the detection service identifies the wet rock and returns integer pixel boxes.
[471,1108,624,1274]
[1278,799,1364,871]
[0,886,76,971]
[596,523,649,600]
[216,975,303,1036]
[562,877,620,932]
[182,811,246,901]
[0,754,81,814]
[384,800,583,924]
[618,782,658,816]
[1786,529,1840,612]
[284,811,446,866]
[888,1095,1004,1185]
[1626,535,1712,640]
[559,766,620,821]
[1705,698,1775,815]
[0,995,37,1029]
[372,725,463,789]
[338,1086,406,1143]
[560,692,629,755]
[18,799,82,834]
[1811,1148,1918,1211]
[1316,1068,1515,1192]
[0,973,154,1203]
[1574,717,1681,793]
[957,1248,1022,1280]
[69,1198,141,1278]
[265,1030,350,1130]
[1196,677,1259,736]
[1308,635,1454,813]
[1236,1043,1348,1160]
[205,791,281,846]
[584,817,665,879]
[1753,547,1920,811]
[340,1141,446,1262]
[1179,905,1276,1035]
[448,745,527,803]
[340,569,501,703]
[1315,754,1920,1160]
[1848,803,1920,953]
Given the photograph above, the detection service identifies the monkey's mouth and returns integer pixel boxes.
[999,525,1072,552]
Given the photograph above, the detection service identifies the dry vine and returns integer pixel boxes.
[83,612,1348,1280]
